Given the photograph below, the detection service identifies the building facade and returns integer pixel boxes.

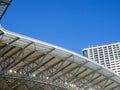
[83,42,120,75]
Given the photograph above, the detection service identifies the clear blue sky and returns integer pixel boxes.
[1,0,120,54]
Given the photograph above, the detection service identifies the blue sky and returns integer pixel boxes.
[1,0,120,54]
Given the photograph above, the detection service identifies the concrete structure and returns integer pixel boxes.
[0,27,120,90]
[83,43,120,75]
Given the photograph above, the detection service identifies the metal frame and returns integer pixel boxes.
[0,27,120,90]
[0,0,12,20]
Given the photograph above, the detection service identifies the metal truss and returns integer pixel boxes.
[0,28,120,90]
[0,0,12,20]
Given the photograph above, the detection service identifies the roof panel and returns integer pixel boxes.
[0,0,12,20]
[0,27,120,90]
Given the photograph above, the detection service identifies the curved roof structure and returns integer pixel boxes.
[0,0,12,20]
[0,26,120,90]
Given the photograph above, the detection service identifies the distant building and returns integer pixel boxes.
[83,42,120,74]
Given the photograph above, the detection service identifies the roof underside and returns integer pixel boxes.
[0,0,12,20]
[0,27,120,90]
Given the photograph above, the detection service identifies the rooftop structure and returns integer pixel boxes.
[0,0,12,20]
[0,27,120,90]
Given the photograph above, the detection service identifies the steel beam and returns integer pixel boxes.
[0,0,12,20]
[109,85,120,90]
[79,68,102,88]
[36,59,63,76]
[0,46,16,57]
[0,0,12,4]
[0,48,22,68]
[90,74,115,89]
[24,48,55,74]
[0,74,70,90]
[0,42,34,72]
[53,65,79,81]
[48,55,73,78]
[26,56,55,75]
[0,37,19,57]
[17,54,45,71]
[1,51,35,72]
[68,68,87,83]
[53,61,88,82]
[65,61,88,83]
[103,81,114,89]
[0,31,4,35]
[0,44,7,50]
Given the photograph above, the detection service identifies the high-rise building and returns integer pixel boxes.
[83,42,120,74]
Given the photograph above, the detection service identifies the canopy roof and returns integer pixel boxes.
[0,26,120,90]
[0,0,12,20]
